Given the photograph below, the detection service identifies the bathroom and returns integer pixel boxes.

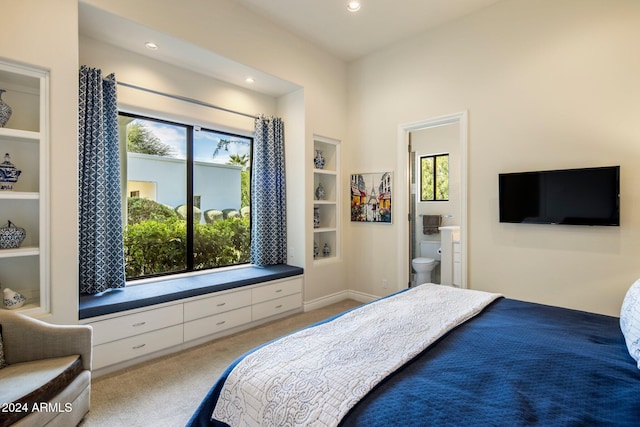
[410,121,462,287]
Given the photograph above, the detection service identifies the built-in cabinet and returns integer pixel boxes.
[83,276,303,373]
[0,60,49,315]
[313,135,340,264]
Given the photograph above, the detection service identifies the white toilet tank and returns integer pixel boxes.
[420,240,441,260]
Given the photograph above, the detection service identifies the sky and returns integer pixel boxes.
[138,119,251,165]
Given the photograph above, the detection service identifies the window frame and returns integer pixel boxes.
[120,111,254,282]
[419,153,449,202]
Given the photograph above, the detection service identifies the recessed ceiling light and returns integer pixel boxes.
[245,77,255,84]
[347,1,361,12]
[144,42,159,50]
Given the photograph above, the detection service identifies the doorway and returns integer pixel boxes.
[396,112,468,291]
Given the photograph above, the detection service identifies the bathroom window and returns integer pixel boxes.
[420,154,449,201]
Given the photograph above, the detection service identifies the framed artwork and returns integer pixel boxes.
[350,172,392,223]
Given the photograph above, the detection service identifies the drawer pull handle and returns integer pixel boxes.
[132,344,146,350]
[216,321,226,326]
[275,305,283,309]
[132,322,146,327]
[275,289,283,293]
[216,302,226,307]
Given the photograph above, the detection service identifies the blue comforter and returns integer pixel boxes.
[188,298,640,426]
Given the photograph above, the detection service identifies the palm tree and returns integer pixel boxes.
[227,154,249,171]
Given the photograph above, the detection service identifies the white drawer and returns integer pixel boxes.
[90,304,183,345]
[252,293,302,321]
[184,306,252,342]
[184,289,251,322]
[252,277,303,304]
[93,324,183,369]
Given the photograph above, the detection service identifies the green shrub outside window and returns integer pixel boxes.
[121,113,252,281]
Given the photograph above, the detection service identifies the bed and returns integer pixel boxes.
[188,283,640,426]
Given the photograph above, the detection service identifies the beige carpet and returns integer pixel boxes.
[80,299,361,427]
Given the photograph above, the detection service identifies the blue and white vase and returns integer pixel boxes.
[0,153,21,191]
[0,89,12,128]
[313,207,320,228]
[313,241,319,258]
[3,288,26,309]
[314,149,325,169]
[315,182,325,200]
[323,243,331,257]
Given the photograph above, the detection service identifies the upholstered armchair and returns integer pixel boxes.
[0,310,92,427]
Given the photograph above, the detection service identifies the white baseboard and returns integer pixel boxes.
[346,290,379,304]
[303,289,378,312]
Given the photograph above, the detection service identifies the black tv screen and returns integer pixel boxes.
[499,166,620,226]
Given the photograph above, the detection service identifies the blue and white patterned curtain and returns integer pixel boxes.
[250,115,287,265]
[78,66,125,294]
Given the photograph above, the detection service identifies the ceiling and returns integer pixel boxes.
[78,3,301,97]
[79,0,504,96]
[232,0,504,61]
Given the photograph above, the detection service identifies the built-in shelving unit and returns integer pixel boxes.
[313,135,340,264]
[0,59,49,315]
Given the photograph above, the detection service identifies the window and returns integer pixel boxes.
[120,112,252,281]
[420,153,449,201]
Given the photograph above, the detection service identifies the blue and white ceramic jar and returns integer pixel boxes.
[0,89,12,128]
[313,207,320,228]
[315,182,325,200]
[0,153,21,191]
[323,243,331,257]
[0,221,26,249]
[3,288,26,310]
[314,149,326,169]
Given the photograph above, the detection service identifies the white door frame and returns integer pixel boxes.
[396,111,469,291]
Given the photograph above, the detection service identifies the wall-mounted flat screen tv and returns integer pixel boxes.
[499,166,620,226]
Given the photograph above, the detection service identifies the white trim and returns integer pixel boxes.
[346,289,379,304]
[304,290,349,312]
[397,111,469,292]
[303,289,378,312]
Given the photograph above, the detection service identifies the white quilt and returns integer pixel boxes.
[212,284,502,426]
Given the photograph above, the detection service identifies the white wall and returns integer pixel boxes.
[277,88,306,271]
[2,0,79,324]
[80,36,274,136]
[347,0,640,316]
[127,153,242,214]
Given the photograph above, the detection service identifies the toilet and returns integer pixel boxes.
[412,240,441,286]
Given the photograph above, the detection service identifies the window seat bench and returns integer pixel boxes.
[79,265,303,376]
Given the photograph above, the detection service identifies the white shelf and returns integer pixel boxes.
[313,168,336,175]
[313,227,337,233]
[0,303,39,313]
[0,246,40,258]
[0,127,40,141]
[0,191,39,200]
[312,256,339,265]
[0,59,49,315]
[312,135,340,264]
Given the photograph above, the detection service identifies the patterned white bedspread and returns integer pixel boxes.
[212,284,502,426]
